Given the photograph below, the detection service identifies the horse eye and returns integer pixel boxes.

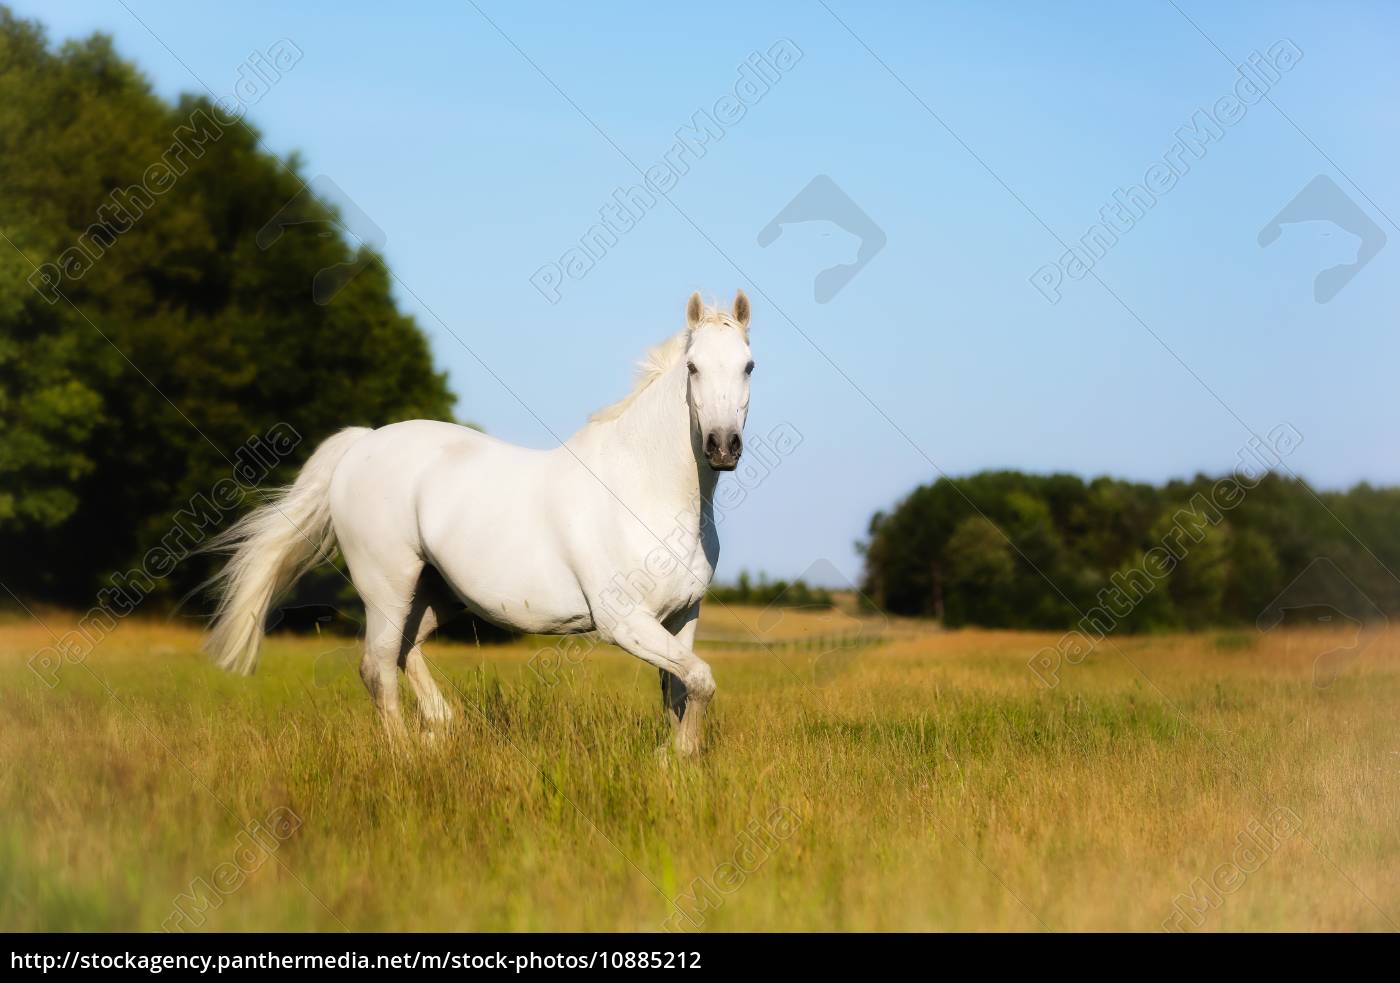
[744,360,755,375]
[687,361,698,375]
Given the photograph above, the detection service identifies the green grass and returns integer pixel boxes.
[1,612,1396,931]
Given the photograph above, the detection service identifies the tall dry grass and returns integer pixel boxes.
[0,609,1395,931]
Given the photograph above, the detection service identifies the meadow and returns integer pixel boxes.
[1,606,1396,932]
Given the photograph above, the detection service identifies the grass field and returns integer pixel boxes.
[1,606,1396,932]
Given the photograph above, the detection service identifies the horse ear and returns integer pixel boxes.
[733,289,750,329]
[686,291,704,329]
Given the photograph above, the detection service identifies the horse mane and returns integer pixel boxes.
[588,304,744,424]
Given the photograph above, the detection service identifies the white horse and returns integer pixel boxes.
[206,290,754,754]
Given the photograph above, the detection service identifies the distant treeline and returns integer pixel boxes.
[859,470,1400,631]
[708,571,834,609]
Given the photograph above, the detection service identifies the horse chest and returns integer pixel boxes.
[609,507,717,623]
[651,518,718,619]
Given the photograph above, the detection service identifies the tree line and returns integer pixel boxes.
[707,571,834,609]
[858,468,1400,631]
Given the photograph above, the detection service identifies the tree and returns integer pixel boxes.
[0,8,456,604]
[860,467,1400,632]
[942,515,1015,627]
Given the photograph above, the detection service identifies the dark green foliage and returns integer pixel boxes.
[708,570,834,609]
[860,470,1400,631]
[0,9,455,605]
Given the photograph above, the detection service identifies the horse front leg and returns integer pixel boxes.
[605,607,715,756]
[661,604,703,749]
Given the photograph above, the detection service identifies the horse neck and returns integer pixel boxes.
[603,359,716,523]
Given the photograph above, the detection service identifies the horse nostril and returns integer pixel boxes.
[728,433,742,457]
[705,432,720,456]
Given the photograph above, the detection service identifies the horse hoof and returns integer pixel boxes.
[669,738,704,759]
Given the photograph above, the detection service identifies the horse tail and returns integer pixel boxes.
[204,426,371,675]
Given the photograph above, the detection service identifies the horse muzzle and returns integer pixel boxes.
[704,429,742,471]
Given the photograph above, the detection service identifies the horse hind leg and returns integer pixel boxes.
[401,567,463,736]
[359,595,412,743]
[346,557,425,742]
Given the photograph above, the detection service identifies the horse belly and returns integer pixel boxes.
[418,459,591,636]
[435,544,590,635]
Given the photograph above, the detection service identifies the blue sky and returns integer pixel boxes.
[18,1,1399,584]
